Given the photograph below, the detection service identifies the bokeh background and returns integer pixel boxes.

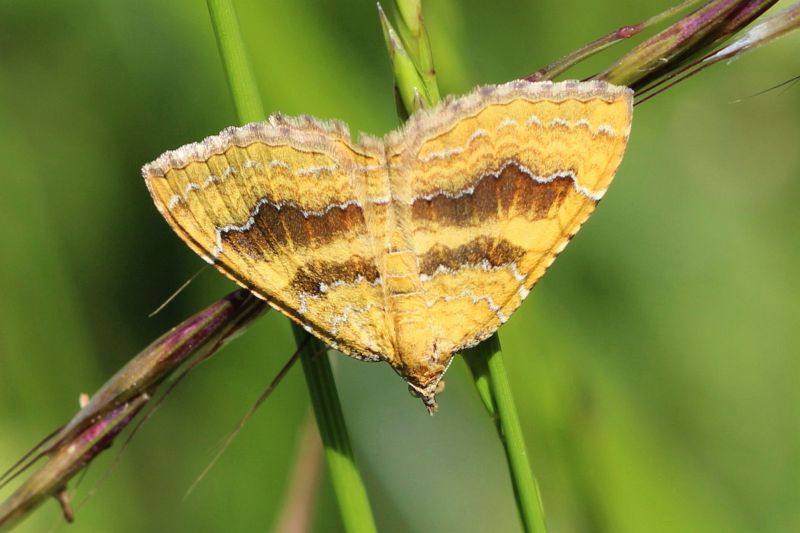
[1,0,798,532]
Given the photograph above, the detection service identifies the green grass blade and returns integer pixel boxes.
[294,330,378,533]
[206,0,264,123]
[378,3,430,114]
[205,1,377,531]
[380,3,548,531]
[486,337,547,533]
[391,0,440,103]
[463,337,547,533]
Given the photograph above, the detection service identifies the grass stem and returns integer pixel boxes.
[381,3,548,530]
[463,336,547,533]
[206,0,264,123]
[294,331,378,533]
[206,1,377,530]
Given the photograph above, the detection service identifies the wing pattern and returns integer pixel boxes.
[143,80,633,408]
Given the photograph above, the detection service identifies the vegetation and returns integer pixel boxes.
[0,1,798,531]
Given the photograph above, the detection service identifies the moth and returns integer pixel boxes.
[143,79,633,411]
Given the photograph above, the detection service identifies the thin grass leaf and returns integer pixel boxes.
[381,3,549,531]
[205,1,379,531]
[378,3,431,114]
[391,0,440,103]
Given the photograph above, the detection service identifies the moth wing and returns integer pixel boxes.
[400,80,633,354]
[143,117,393,360]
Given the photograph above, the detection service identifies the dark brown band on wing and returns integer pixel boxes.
[411,159,579,227]
[219,198,366,259]
[418,236,526,277]
[291,255,381,296]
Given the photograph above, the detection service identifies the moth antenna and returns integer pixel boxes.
[730,74,800,104]
[183,335,315,500]
[149,266,208,317]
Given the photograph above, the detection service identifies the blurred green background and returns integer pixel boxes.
[1,0,798,532]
